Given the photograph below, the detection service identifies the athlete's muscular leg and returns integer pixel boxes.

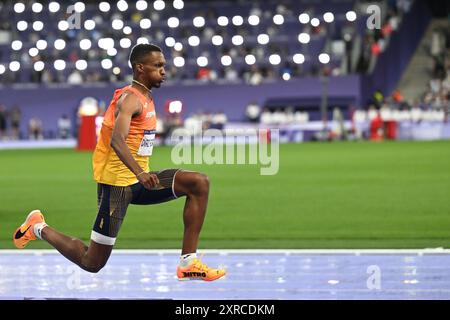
[41,228,112,273]
[173,170,210,255]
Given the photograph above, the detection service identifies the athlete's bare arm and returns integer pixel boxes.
[111,93,159,190]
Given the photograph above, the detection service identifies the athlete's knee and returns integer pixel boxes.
[83,260,106,273]
[192,173,209,195]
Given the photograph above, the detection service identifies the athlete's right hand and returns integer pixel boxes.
[137,172,160,190]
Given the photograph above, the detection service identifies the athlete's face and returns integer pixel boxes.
[138,51,166,88]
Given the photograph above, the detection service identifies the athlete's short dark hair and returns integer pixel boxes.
[129,43,162,70]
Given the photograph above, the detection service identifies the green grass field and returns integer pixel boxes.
[1,141,450,249]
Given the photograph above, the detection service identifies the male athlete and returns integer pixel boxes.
[13,44,226,282]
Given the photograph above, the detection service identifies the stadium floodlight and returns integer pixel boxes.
[14,3,25,13]
[221,55,232,66]
[58,20,69,31]
[217,16,229,26]
[173,56,185,67]
[346,11,357,22]
[36,39,47,50]
[169,101,183,113]
[168,17,180,28]
[193,16,205,28]
[80,39,91,50]
[33,61,45,72]
[137,37,149,45]
[9,61,21,72]
[311,18,320,27]
[33,21,44,32]
[154,0,165,11]
[113,67,121,75]
[101,59,113,69]
[140,18,151,29]
[54,59,66,71]
[11,40,23,51]
[211,35,223,46]
[173,0,184,10]
[273,14,284,25]
[269,54,281,65]
[112,19,124,30]
[136,0,148,11]
[245,54,256,65]
[84,19,96,30]
[188,36,200,46]
[232,15,244,26]
[298,33,310,44]
[107,48,118,56]
[54,39,66,50]
[257,34,269,45]
[98,38,114,49]
[165,37,175,47]
[120,38,132,48]
[123,26,132,35]
[323,12,334,23]
[293,53,305,64]
[29,47,39,57]
[318,53,330,64]
[99,2,110,12]
[17,21,28,31]
[117,0,128,12]
[174,42,183,51]
[75,59,88,70]
[0,64,5,74]
[299,13,310,24]
[232,35,244,46]
[74,2,85,13]
[282,72,291,81]
[248,15,260,26]
[32,2,43,13]
[48,2,60,13]
[197,56,208,67]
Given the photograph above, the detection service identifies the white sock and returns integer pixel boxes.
[33,222,48,240]
[179,253,197,268]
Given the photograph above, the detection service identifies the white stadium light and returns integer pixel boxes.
[58,20,69,31]
[173,0,184,10]
[269,54,281,65]
[33,21,44,32]
[117,0,128,12]
[273,14,284,25]
[98,38,114,49]
[232,15,244,26]
[217,16,229,26]
[54,39,66,50]
[282,72,291,81]
[29,47,39,57]
[32,2,43,13]
[311,18,320,27]
[9,61,21,72]
[140,18,151,29]
[80,39,91,50]
[221,55,232,66]
[36,39,47,50]
[0,64,5,75]
[248,15,260,26]
[75,59,88,71]
[123,26,132,35]
[299,13,310,24]
[154,0,165,11]
[11,40,23,51]
[298,33,310,44]
[173,56,185,67]
[212,35,223,46]
[169,101,183,113]
[14,3,25,13]
[33,61,45,72]
[257,34,269,45]
[136,0,148,11]
[84,19,96,30]
[323,12,335,23]
[74,2,86,13]
[107,48,118,56]
[197,56,208,67]
[174,42,183,51]
[188,35,200,46]
[346,11,357,22]
[49,2,60,13]
[193,16,205,28]
[137,37,149,45]
[165,37,175,47]
[232,35,244,46]
[245,54,256,65]
[318,53,330,64]
[293,53,305,64]
[168,17,180,28]
[112,19,124,30]
[120,38,132,48]
[113,67,121,75]
[17,21,28,31]
[99,2,110,12]
[54,59,66,71]
[101,59,113,70]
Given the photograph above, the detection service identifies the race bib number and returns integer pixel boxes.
[137,130,156,156]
